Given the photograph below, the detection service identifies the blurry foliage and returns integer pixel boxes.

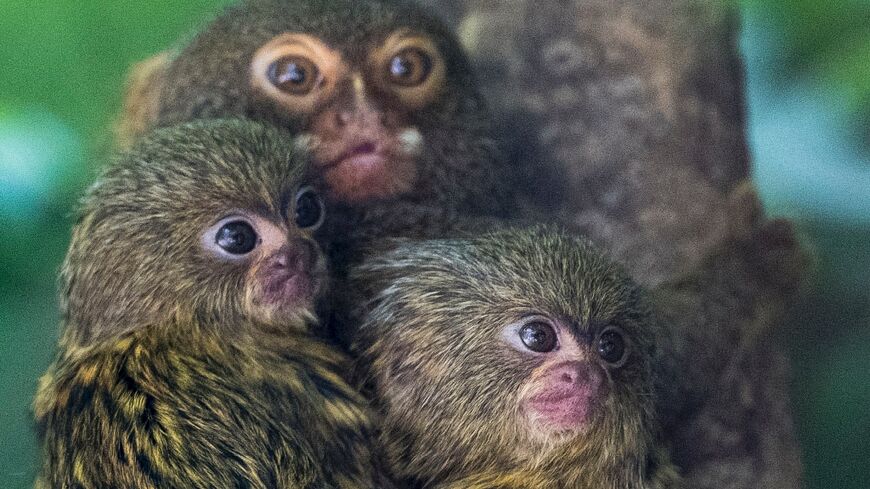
[0,1,868,489]
[781,221,870,489]
[0,1,231,153]
[0,2,232,487]
[742,0,870,147]
[738,4,870,488]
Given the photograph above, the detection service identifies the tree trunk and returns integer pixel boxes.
[420,1,805,487]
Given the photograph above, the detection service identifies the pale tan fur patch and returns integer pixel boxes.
[115,51,172,149]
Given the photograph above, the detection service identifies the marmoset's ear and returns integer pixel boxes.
[114,51,172,149]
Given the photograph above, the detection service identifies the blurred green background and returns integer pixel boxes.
[0,1,867,488]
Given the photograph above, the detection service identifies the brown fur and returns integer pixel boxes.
[109,1,806,486]
[417,2,808,486]
[115,51,172,150]
[344,227,682,489]
[34,119,387,488]
[113,0,510,241]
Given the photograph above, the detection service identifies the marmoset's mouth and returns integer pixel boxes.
[306,124,420,204]
[324,141,386,172]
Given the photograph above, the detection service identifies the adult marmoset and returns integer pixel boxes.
[345,227,681,489]
[116,0,507,239]
[33,119,385,489]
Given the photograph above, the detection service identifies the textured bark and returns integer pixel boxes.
[419,1,805,487]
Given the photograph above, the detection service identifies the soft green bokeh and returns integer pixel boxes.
[0,2,233,487]
[1,1,868,488]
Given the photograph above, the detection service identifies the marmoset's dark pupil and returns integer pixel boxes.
[519,322,558,353]
[598,330,626,365]
[391,57,412,77]
[216,221,258,255]
[285,64,305,84]
[295,187,324,229]
[388,48,432,86]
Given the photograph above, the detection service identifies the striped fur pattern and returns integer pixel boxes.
[34,323,376,489]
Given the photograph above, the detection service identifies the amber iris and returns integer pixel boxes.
[387,47,433,87]
[268,56,319,95]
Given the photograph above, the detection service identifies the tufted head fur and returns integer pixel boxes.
[347,226,680,488]
[61,119,328,347]
[118,0,507,224]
